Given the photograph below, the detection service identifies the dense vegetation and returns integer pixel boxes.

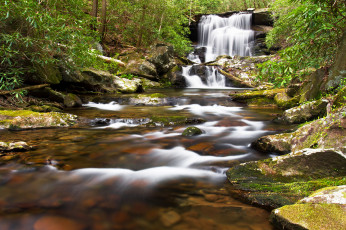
[258,0,346,87]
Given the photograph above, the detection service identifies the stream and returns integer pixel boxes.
[0,13,283,230]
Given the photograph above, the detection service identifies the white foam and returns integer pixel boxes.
[169,104,242,117]
[83,101,125,111]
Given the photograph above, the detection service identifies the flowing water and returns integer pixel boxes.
[198,13,254,62]
[0,12,281,230]
[0,89,284,230]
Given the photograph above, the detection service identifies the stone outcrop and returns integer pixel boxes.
[271,186,346,230]
[280,99,329,124]
[252,107,346,154]
[0,110,78,130]
[227,148,346,210]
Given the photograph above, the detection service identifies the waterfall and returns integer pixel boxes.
[198,13,254,62]
[182,65,228,89]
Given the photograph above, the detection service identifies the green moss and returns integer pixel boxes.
[273,203,346,230]
[0,110,42,117]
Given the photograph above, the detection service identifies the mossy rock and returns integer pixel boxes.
[0,110,78,130]
[147,117,205,127]
[182,126,203,136]
[271,203,346,230]
[251,132,292,154]
[227,148,346,210]
[64,93,82,108]
[230,88,286,100]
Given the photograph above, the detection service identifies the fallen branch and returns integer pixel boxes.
[218,69,254,88]
[0,84,50,95]
[97,54,126,67]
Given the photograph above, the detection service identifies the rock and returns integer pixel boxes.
[124,60,158,81]
[253,9,273,26]
[253,107,345,154]
[164,66,186,88]
[129,93,168,106]
[34,215,86,230]
[274,92,299,109]
[271,203,346,230]
[251,133,292,154]
[182,126,203,136]
[227,148,346,210]
[31,87,65,103]
[298,68,326,103]
[63,93,82,108]
[0,110,78,130]
[322,31,346,91]
[280,99,329,124]
[140,78,162,89]
[113,76,143,93]
[271,186,346,230]
[160,210,181,227]
[0,141,31,152]
[80,68,117,92]
[148,44,176,75]
[23,63,62,85]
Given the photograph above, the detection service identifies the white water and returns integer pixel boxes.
[182,65,230,88]
[83,101,125,111]
[198,13,254,62]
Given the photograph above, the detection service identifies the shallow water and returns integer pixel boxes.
[0,89,283,230]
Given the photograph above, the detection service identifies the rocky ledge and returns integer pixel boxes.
[0,110,78,130]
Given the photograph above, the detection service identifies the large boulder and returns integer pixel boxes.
[280,99,329,124]
[322,31,346,91]
[252,107,346,154]
[164,66,186,88]
[297,68,326,103]
[227,148,346,209]
[0,110,78,130]
[148,44,176,75]
[113,76,143,94]
[271,185,346,230]
[123,60,158,81]
[252,9,273,26]
[23,63,62,85]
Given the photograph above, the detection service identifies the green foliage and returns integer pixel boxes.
[257,0,346,87]
[121,73,135,80]
[0,0,97,91]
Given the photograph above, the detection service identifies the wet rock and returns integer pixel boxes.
[280,99,329,124]
[251,133,292,154]
[227,148,346,210]
[34,215,86,230]
[0,110,78,130]
[274,92,299,109]
[160,210,181,227]
[182,126,203,136]
[0,141,31,152]
[91,118,111,126]
[297,68,326,103]
[63,93,82,108]
[187,142,213,153]
[164,65,186,88]
[140,78,162,89]
[129,93,168,106]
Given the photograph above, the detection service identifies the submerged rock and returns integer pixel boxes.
[271,185,346,230]
[182,126,203,136]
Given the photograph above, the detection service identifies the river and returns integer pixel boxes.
[0,12,282,230]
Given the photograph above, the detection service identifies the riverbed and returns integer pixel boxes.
[0,88,287,230]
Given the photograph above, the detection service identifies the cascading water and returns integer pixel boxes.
[184,13,254,89]
[198,13,254,62]
[182,65,228,88]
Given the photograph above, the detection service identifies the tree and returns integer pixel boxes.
[257,0,346,87]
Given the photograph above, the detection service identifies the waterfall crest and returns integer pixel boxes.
[198,13,254,62]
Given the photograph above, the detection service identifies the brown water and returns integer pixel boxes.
[0,89,284,230]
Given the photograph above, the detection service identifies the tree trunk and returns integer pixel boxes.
[91,0,98,17]
[100,0,107,41]
[136,5,147,47]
